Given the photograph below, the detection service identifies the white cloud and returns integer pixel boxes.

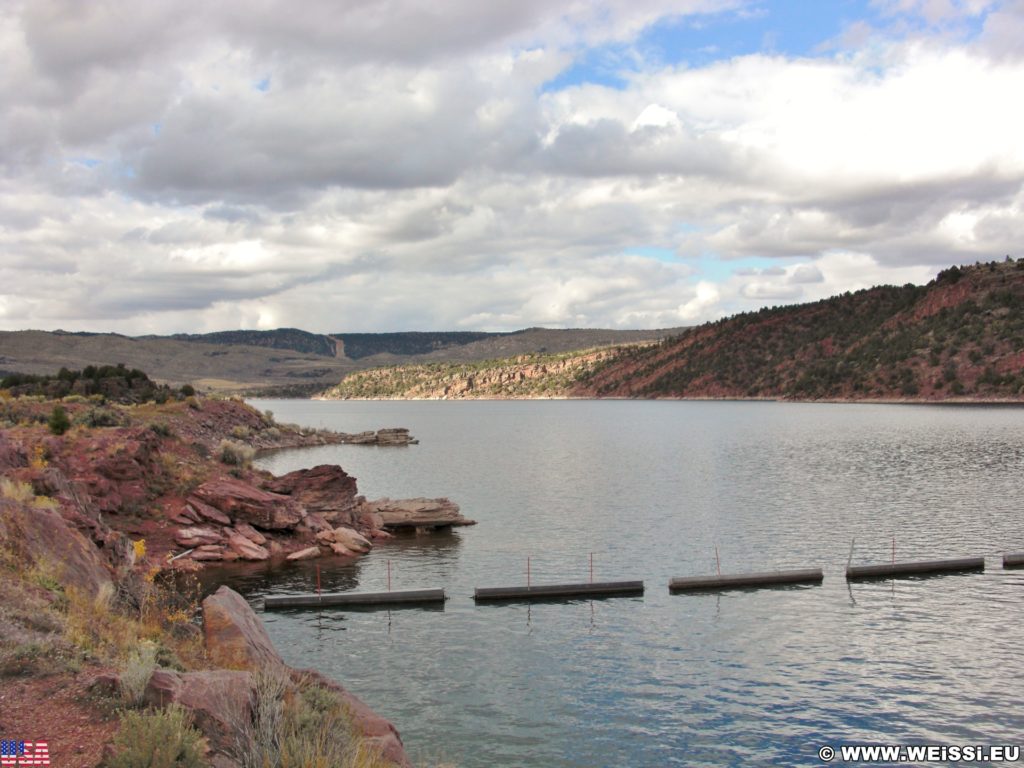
[0,0,1022,334]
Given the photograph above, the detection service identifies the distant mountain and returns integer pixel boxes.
[576,259,1024,401]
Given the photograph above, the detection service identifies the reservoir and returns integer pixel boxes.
[215,400,1024,767]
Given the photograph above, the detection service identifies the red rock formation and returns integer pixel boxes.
[192,477,303,530]
[263,464,360,525]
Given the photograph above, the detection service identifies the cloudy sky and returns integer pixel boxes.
[1,0,1022,334]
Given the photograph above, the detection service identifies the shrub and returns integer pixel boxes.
[185,396,201,411]
[149,422,172,437]
[218,440,255,468]
[76,406,127,428]
[119,641,158,707]
[48,405,70,435]
[105,705,208,768]
[230,670,357,768]
[179,384,196,398]
[229,425,251,439]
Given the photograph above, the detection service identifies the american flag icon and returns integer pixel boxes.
[0,741,49,767]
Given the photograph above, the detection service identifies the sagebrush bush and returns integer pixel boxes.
[119,640,158,707]
[218,440,255,468]
[230,670,363,768]
[105,705,208,768]
[229,425,250,439]
[75,406,127,428]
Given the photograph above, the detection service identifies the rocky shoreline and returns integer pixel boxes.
[0,394,471,766]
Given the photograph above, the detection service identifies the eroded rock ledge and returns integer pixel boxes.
[167,465,472,566]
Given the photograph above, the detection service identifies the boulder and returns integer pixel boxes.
[189,549,225,561]
[233,521,266,545]
[225,533,269,561]
[329,542,354,556]
[286,546,321,561]
[192,477,303,530]
[202,586,284,670]
[263,464,359,524]
[186,498,232,526]
[144,669,252,753]
[328,527,372,554]
[175,526,223,547]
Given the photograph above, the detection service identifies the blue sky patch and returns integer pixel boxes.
[543,0,993,93]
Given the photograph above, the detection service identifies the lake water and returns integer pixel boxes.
[215,400,1024,767]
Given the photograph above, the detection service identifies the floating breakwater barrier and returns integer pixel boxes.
[845,557,985,580]
[473,581,645,602]
[669,568,824,593]
[264,588,446,610]
[1003,553,1024,569]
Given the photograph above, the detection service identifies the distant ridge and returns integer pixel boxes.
[0,326,675,395]
[164,328,338,357]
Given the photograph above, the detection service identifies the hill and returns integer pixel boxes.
[576,258,1024,401]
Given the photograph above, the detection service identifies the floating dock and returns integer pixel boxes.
[264,588,446,610]
[1003,553,1024,569]
[846,557,985,580]
[473,580,644,602]
[669,568,824,592]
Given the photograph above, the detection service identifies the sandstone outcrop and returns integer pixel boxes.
[192,477,303,530]
[263,464,359,525]
[338,428,418,445]
[358,497,476,530]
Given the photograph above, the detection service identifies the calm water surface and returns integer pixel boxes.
[212,400,1024,767]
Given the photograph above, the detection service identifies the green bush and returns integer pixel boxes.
[104,705,208,768]
[48,405,70,435]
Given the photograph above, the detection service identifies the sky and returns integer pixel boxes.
[1,0,1022,334]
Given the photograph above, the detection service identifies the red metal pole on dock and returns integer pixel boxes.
[316,565,321,597]
[892,536,895,565]
[527,556,531,587]
[715,545,721,577]
[387,560,392,592]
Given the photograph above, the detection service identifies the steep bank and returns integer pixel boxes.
[0,392,465,766]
